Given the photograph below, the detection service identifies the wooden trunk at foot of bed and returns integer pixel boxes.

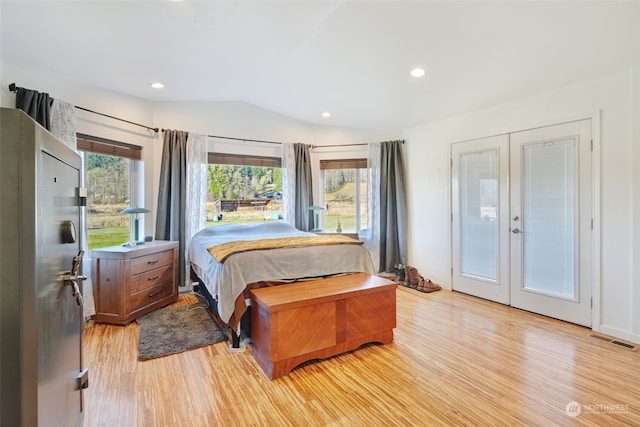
[249,273,397,379]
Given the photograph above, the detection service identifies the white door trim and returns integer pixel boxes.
[590,111,602,333]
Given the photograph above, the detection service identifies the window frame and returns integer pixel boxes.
[208,152,281,168]
[320,158,368,234]
[78,133,144,251]
[77,133,142,161]
[207,152,284,224]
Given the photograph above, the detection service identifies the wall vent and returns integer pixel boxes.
[590,334,637,351]
[610,340,637,351]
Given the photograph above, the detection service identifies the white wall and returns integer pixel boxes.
[403,67,639,342]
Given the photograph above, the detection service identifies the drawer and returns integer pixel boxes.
[127,281,175,313]
[129,249,174,276]
[129,264,174,294]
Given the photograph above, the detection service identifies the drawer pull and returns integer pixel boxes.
[147,259,160,265]
[148,290,162,298]
[147,275,160,281]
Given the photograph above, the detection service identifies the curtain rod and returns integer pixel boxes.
[311,143,368,148]
[311,140,404,149]
[8,83,160,133]
[161,131,368,148]
[208,133,282,146]
[9,83,388,149]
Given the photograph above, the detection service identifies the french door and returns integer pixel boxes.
[452,120,592,326]
[451,135,511,304]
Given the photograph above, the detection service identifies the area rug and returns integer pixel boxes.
[137,305,226,360]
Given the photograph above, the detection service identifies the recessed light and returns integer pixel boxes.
[150,82,165,89]
[410,68,426,78]
[322,112,331,118]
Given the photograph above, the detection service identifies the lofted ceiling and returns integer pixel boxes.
[1,1,639,130]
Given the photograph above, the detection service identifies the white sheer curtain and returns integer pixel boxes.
[48,99,97,318]
[185,133,208,285]
[50,99,77,152]
[281,142,296,226]
[366,142,381,273]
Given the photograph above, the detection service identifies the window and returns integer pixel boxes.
[78,134,142,250]
[207,153,283,225]
[320,159,368,234]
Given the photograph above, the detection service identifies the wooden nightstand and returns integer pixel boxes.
[91,240,179,325]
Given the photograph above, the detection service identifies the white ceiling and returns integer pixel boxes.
[2,1,639,130]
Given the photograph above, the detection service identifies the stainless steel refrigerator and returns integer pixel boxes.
[1,108,88,427]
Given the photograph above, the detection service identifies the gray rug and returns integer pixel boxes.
[137,304,226,360]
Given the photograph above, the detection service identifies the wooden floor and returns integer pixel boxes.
[82,287,640,426]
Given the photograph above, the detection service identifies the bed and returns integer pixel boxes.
[188,222,375,347]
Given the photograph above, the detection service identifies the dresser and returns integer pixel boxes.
[91,240,179,324]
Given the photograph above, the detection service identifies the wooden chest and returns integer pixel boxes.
[91,240,179,324]
[249,273,397,379]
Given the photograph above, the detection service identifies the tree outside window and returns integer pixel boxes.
[206,153,283,225]
[84,153,131,249]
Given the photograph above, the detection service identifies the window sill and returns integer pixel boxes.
[314,231,359,240]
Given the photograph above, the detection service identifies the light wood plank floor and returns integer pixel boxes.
[83,287,640,426]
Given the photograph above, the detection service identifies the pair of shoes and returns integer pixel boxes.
[417,277,441,293]
[404,266,419,289]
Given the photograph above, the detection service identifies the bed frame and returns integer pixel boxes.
[190,267,250,348]
[190,267,382,351]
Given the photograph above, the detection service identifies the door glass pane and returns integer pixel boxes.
[522,140,577,298]
[460,150,498,281]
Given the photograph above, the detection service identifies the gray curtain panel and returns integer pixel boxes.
[15,87,51,130]
[379,140,408,272]
[293,143,314,231]
[155,129,189,286]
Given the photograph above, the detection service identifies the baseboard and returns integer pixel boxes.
[599,324,632,342]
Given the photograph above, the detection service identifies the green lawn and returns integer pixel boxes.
[88,227,129,251]
[324,214,359,233]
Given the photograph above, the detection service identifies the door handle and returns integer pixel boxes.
[62,275,86,306]
[61,250,86,306]
[511,228,521,234]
